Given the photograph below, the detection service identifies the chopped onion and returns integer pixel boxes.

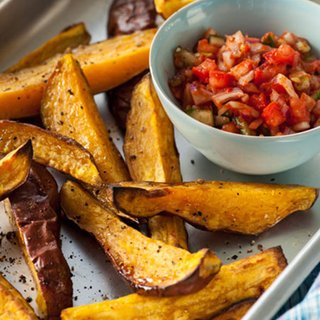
[274,74,298,99]
[292,121,310,131]
[238,70,254,86]
[212,88,245,106]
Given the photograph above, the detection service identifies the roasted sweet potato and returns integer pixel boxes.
[0,120,102,186]
[0,273,37,320]
[154,0,194,19]
[107,0,157,36]
[0,140,32,201]
[108,71,148,131]
[124,73,187,249]
[125,74,182,183]
[107,0,157,131]
[0,29,156,119]
[60,180,221,296]
[113,180,318,235]
[5,23,91,73]
[41,53,129,183]
[4,165,73,320]
[61,247,286,320]
[211,300,255,320]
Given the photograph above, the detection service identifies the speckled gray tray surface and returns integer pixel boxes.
[0,1,320,319]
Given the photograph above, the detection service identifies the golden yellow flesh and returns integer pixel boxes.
[61,247,286,320]
[113,181,318,235]
[60,181,221,296]
[41,53,129,183]
[124,73,187,249]
[0,140,32,200]
[5,22,91,73]
[0,274,37,320]
[211,300,255,320]
[0,29,156,119]
[0,120,102,186]
[154,0,194,18]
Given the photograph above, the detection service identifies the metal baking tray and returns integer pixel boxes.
[0,0,320,319]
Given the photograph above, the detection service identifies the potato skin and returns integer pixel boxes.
[61,247,287,320]
[106,0,157,131]
[113,180,319,235]
[108,0,156,36]
[108,71,148,131]
[4,165,72,320]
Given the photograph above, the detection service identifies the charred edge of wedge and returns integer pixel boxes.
[211,299,256,320]
[120,248,220,296]
[0,120,103,186]
[4,166,73,319]
[59,247,287,320]
[0,140,33,201]
[0,273,38,320]
[83,183,140,223]
[111,182,319,235]
[61,181,221,297]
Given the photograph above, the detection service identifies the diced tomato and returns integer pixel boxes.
[300,92,316,112]
[230,59,255,80]
[170,29,319,136]
[192,58,217,83]
[263,44,299,66]
[249,118,264,130]
[262,102,286,127]
[303,60,320,74]
[197,38,218,55]
[249,92,269,111]
[254,62,287,85]
[209,70,235,89]
[222,122,240,133]
[289,97,310,124]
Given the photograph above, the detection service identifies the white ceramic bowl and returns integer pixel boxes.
[150,0,320,175]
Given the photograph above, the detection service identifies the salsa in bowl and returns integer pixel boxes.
[150,0,320,174]
[169,29,320,136]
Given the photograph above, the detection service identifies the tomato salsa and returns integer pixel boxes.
[169,29,320,136]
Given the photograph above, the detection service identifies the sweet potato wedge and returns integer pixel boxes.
[211,300,255,320]
[0,140,32,201]
[41,53,129,183]
[0,120,102,186]
[107,0,156,131]
[4,165,73,320]
[107,0,157,36]
[0,273,37,320]
[113,180,318,235]
[154,0,194,19]
[5,23,91,73]
[60,180,221,296]
[61,247,286,320]
[0,28,156,119]
[124,73,187,249]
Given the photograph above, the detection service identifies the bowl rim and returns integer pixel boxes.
[149,0,320,141]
